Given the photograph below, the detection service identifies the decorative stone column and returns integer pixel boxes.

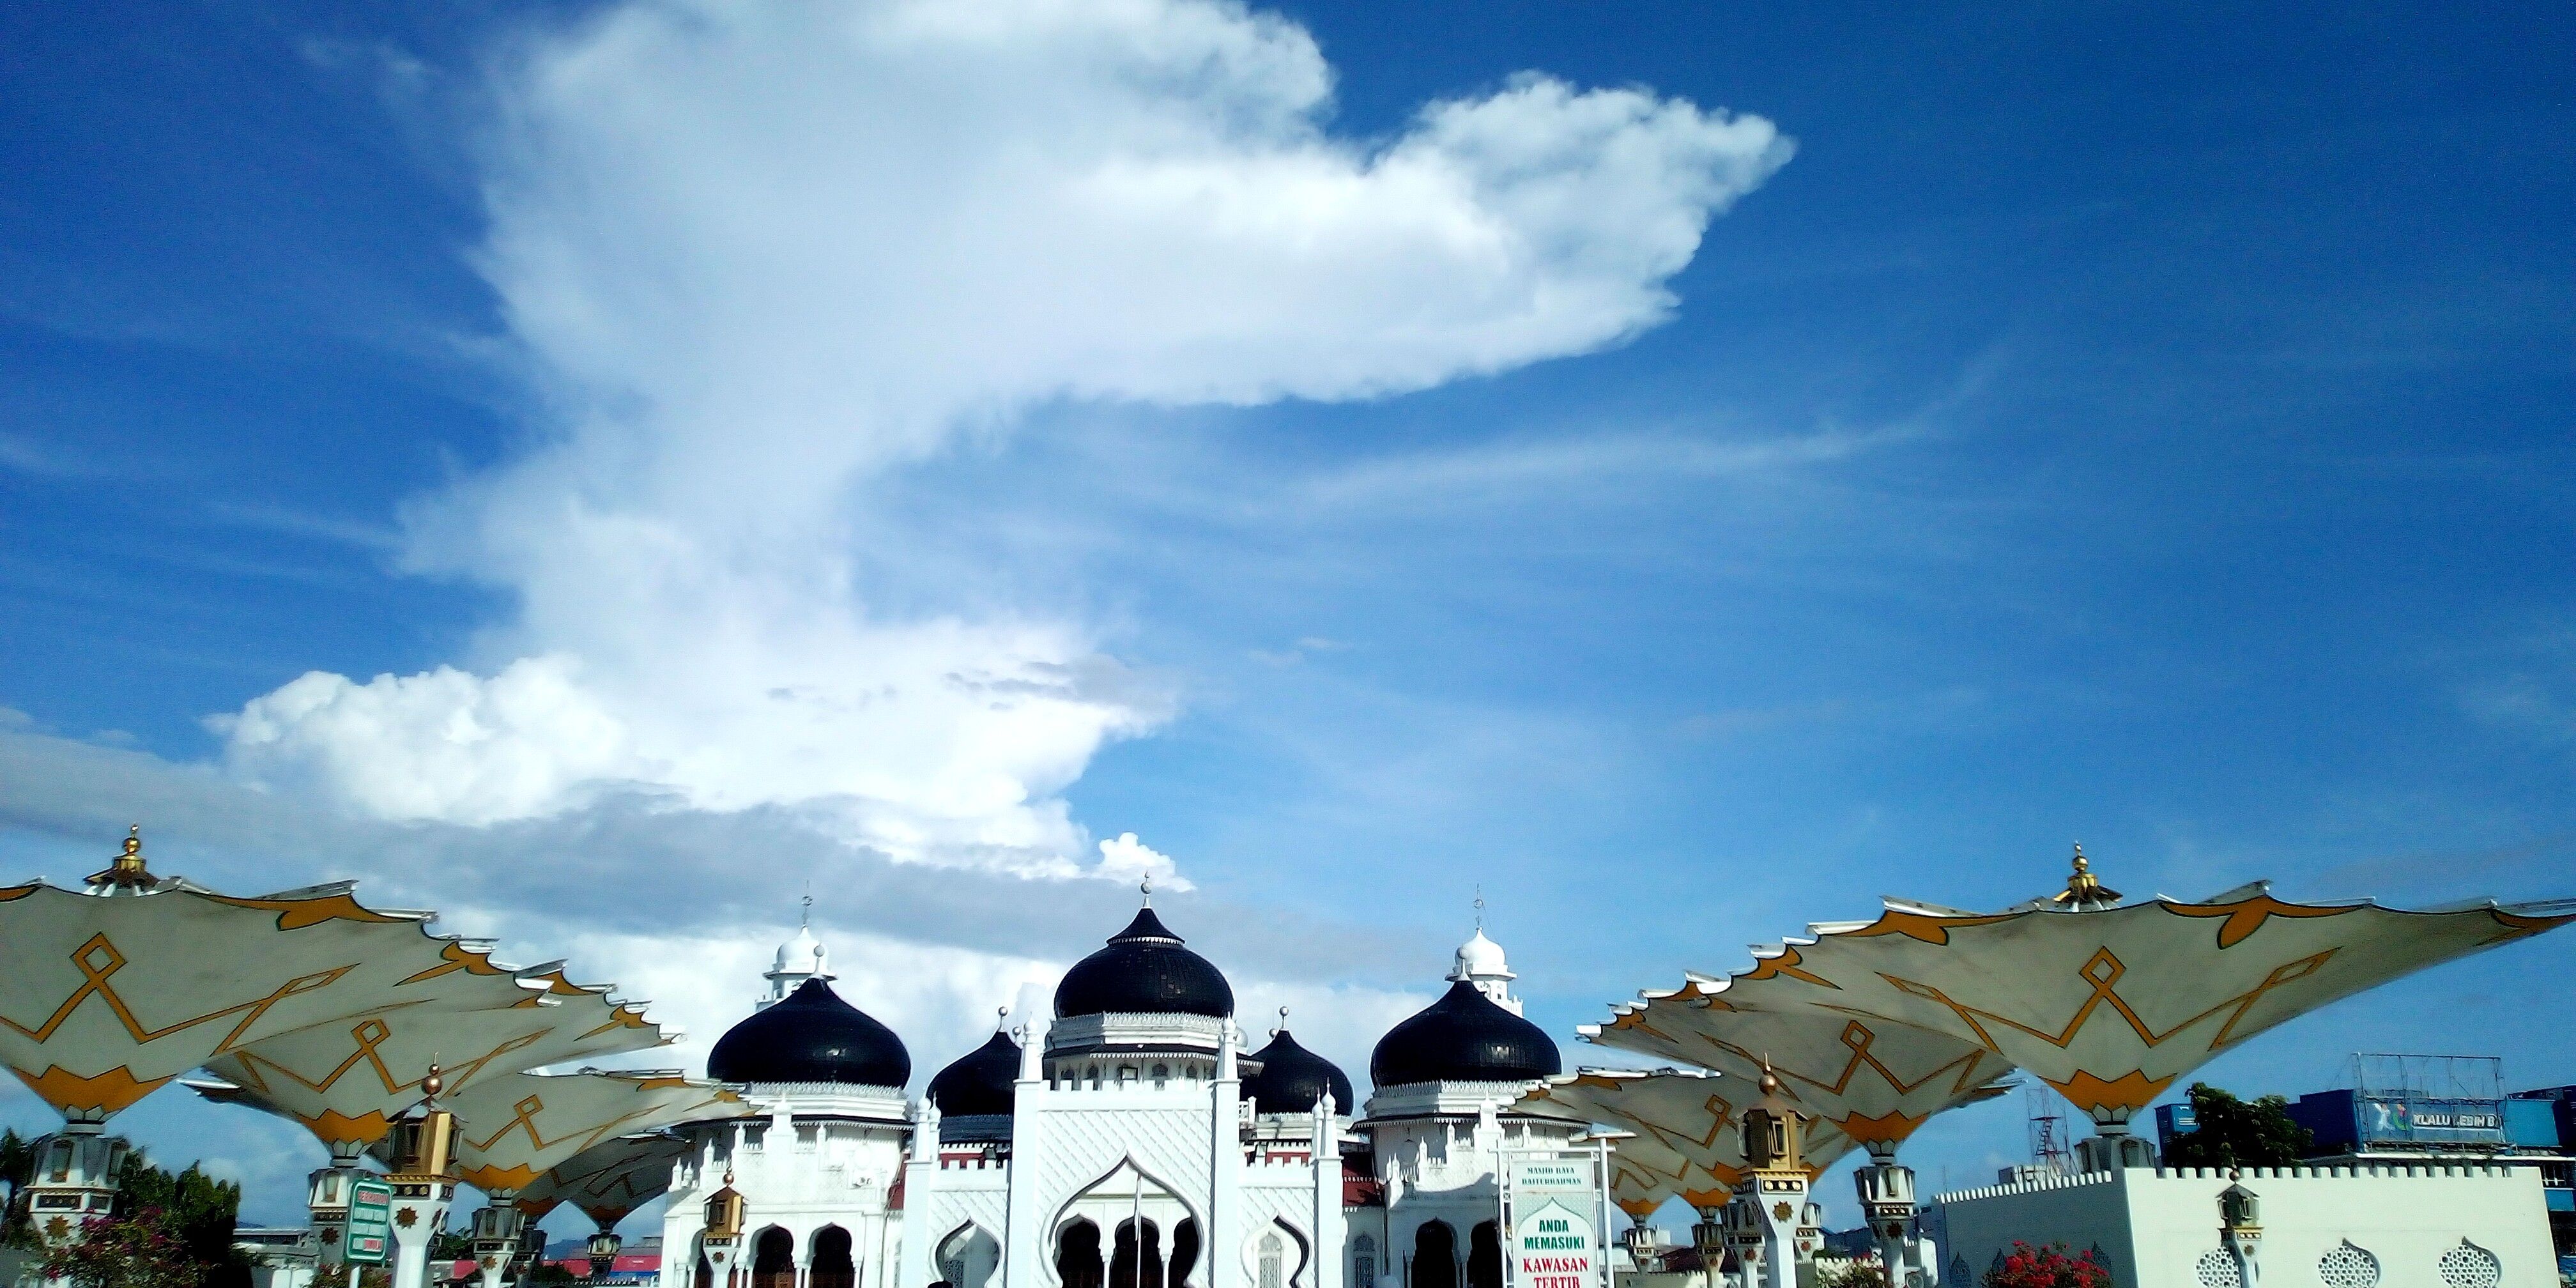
[305,1147,371,1271]
[22,1122,128,1258]
[1851,1147,1919,1287]
[469,1195,528,1288]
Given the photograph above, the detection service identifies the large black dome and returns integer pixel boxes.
[929,1029,1021,1118]
[1369,981,1560,1088]
[708,979,910,1087]
[1053,908,1234,1019]
[1245,1029,1353,1115]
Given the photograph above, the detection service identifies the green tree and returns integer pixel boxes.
[36,1153,252,1288]
[38,1208,201,1288]
[2165,1082,2313,1169]
[0,1130,36,1243]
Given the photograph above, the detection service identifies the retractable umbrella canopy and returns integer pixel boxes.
[1585,986,2012,1156]
[510,1133,689,1226]
[434,1068,746,1195]
[1521,1068,1860,1216]
[197,967,671,1154]
[0,836,550,1121]
[1711,857,2572,1126]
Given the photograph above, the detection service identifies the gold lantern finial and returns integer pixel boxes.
[2051,843,2121,908]
[86,825,162,893]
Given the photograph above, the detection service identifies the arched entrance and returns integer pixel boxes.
[1058,1219,1106,1288]
[1169,1218,1202,1288]
[1412,1222,1457,1288]
[753,1227,797,1288]
[811,1225,858,1288]
[1468,1223,1502,1288]
[1112,1218,1165,1288]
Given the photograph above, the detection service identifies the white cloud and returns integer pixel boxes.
[1095,831,1190,890]
[213,0,1789,877]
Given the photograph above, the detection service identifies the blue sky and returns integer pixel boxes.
[4,0,2573,1233]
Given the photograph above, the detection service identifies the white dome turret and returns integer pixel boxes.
[1448,915,1521,1015]
[760,902,836,1009]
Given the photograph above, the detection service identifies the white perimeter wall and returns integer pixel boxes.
[1932,1165,2555,1288]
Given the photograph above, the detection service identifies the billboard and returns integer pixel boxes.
[1505,1155,1608,1288]
[345,1179,392,1266]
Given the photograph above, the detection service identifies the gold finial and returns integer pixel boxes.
[2051,842,2122,907]
[421,1062,445,1100]
[86,824,161,892]
[1758,1054,1780,1098]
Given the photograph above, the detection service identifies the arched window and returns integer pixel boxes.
[940,1225,1001,1288]
[1353,1236,1377,1288]
[1059,1220,1106,1288]
[811,1226,857,1288]
[1154,1063,1170,1089]
[1259,1231,1285,1288]
[1413,1222,1457,1288]
[753,1227,798,1288]
[1468,1223,1502,1288]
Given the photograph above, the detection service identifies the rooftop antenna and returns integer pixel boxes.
[2027,1086,2073,1176]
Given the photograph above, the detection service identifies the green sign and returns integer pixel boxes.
[346,1179,394,1266]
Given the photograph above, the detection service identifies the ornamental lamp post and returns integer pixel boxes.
[701,1172,747,1288]
[384,1067,461,1288]
[2220,1179,2262,1288]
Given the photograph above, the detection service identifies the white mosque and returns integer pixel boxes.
[650,895,1606,1288]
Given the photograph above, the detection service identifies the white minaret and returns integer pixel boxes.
[1450,892,1521,1013]
[759,895,836,1009]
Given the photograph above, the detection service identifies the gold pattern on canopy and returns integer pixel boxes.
[194,972,671,1154]
[1584,987,2012,1156]
[510,1133,689,1226]
[1521,1069,1858,1216]
[0,871,548,1121]
[1710,873,2572,1124]
[427,1069,746,1195]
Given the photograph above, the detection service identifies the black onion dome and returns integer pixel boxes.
[1054,908,1235,1019]
[1245,1029,1354,1115]
[929,1029,1021,1117]
[1369,981,1560,1088]
[708,979,911,1087]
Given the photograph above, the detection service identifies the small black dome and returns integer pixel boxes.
[1054,908,1234,1019]
[1245,1029,1353,1115]
[930,1029,1021,1117]
[1369,981,1560,1088]
[708,979,910,1087]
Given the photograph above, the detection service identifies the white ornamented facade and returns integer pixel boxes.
[654,901,1606,1288]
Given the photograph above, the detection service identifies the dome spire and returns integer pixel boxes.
[1450,899,1520,1013]
[762,899,836,1009]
